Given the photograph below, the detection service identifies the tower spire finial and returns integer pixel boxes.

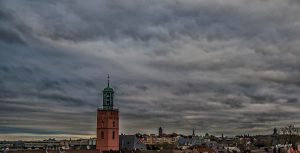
[107,74,110,87]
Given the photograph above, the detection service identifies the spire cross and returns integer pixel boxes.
[107,74,110,87]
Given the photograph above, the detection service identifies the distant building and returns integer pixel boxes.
[22,138,60,150]
[0,141,24,150]
[159,127,163,137]
[192,129,195,137]
[0,138,97,150]
[119,135,146,151]
[177,136,204,147]
[96,75,119,151]
[60,138,96,150]
[142,134,179,145]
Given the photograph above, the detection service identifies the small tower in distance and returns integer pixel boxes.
[96,75,119,151]
[271,128,279,146]
[192,128,195,137]
[159,127,163,137]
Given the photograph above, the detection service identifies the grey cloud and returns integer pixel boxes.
[0,9,26,45]
[0,28,25,45]
[1,0,300,138]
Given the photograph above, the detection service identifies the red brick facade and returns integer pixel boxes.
[96,109,119,151]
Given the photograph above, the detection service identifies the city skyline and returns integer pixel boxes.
[1,0,300,140]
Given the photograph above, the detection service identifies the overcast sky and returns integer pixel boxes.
[1,0,300,140]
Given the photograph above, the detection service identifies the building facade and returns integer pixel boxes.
[96,76,119,151]
[142,134,179,145]
[119,135,147,151]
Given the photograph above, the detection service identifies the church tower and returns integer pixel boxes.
[159,127,163,137]
[96,75,119,151]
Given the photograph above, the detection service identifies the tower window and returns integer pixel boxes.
[101,131,104,139]
[112,131,115,139]
[113,121,115,127]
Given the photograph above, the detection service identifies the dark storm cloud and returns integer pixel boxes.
[0,127,65,135]
[0,9,26,45]
[1,0,300,138]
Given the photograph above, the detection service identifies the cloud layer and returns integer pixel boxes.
[1,0,300,139]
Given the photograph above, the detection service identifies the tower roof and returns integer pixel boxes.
[103,87,114,92]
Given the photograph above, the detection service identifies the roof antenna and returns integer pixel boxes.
[107,74,110,87]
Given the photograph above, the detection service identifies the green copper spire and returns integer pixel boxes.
[102,74,114,110]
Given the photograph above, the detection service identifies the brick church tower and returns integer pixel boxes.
[96,75,119,151]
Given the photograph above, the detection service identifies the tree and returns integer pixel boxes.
[280,124,300,145]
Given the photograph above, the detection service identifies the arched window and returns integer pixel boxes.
[112,131,115,139]
[101,131,104,139]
